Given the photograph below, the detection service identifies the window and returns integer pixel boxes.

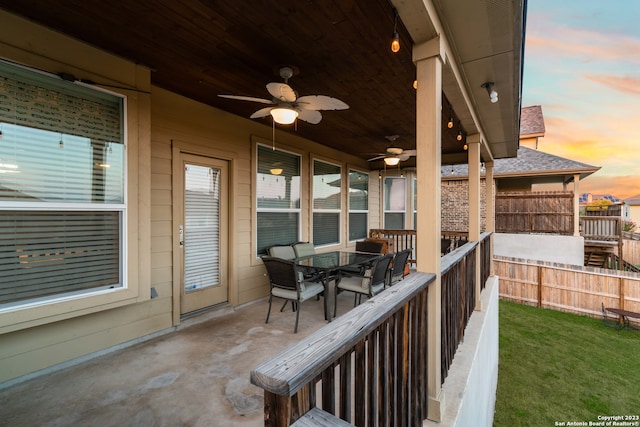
[313,160,341,246]
[0,60,125,309]
[256,144,301,255]
[348,170,369,241]
[384,177,406,229]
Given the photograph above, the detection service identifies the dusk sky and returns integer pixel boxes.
[522,0,640,199]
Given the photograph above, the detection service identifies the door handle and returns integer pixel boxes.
[179,225,184,248]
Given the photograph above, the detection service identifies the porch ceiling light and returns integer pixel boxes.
[270,107,298,125]
[269,167,283,175]
[384,156,400,166]
[481,82,498,103]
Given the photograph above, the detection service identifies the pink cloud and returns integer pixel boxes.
[584,75,640,95]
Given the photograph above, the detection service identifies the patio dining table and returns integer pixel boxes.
[295,251,381,319]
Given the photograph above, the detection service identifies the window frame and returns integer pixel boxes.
[347,168,369,242]
[0,58,143,334]
[255,142,302,258]
[383,176,407,229]
[311,158,342,248]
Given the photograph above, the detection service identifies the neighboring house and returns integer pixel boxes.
[623,194,640,224]
[439,105,600,266]
[518,105,546,150]
[0,2,526,424]
[441,142,600,232]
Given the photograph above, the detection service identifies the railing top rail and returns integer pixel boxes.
[250,272,436,397]
[441,232,491,275]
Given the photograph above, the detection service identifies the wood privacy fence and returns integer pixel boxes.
[495,191,574,235]
[495,256,640,327]
[623,238,640,266]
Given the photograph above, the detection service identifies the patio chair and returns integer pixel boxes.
[261,256,326,333]
[334,253,393,316]
[388,248,412,286]
[293,242,315,258]
[267,245,296,260]
[441,238,452,255]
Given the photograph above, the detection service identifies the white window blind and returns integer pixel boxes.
[0,59,125,308]
[0,211,120,306]
[256,145,301,255]
[348,170,369,241]
[313,160,341,246]
[384,177,406,229]
[184,164,220,291]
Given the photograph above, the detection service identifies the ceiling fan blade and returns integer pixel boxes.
[402,150,417,156]
[296,95,349,111]
[367,155,386,162]
[266,83,297,102]
[250,107,273,119]
[297,109,322,124]
[218,94,274,104]
[398,154,411,161]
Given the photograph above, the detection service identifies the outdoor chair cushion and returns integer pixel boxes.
[271,282,324,302]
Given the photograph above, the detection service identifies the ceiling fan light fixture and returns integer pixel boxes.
[384,156,400,166]
[270,107,298,124]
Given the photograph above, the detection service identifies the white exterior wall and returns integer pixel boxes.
[494,233,584,266]
[425,276,500,427]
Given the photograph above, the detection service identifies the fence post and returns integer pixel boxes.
[537,265,543,308]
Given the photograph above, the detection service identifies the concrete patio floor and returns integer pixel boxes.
[0,290,359,427]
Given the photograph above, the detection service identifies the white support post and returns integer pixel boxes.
[485,161,495,274]
[413,36,444,422]
[574,173,581,236]
[468,134,482,309]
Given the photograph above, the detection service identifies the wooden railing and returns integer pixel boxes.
[251,232,494,425]
[251,273,435,426]
[580,216,622,242]
[440,232,491,383]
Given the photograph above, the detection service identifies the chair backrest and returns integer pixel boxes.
[390,248,412,282]
[268,245,296,260]
[355,240,384,254]
[441,239,452,255]
[293,242,315,258]
[261,256,299,291]
[370,253,394,287]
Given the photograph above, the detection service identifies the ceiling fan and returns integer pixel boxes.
[367,135,416,165]
[218,66,349,125]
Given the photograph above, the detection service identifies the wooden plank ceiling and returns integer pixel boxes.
[0,0,470,168]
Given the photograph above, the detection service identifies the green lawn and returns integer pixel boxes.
[494,301,640,427]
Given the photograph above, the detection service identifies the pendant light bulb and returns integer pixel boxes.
[391,33,400,53]
[390,9,400,53]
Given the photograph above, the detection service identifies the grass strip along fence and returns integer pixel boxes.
[494,300,640,426]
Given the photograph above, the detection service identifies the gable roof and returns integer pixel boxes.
[624,194,640,205]
[442,146,600,184]
[520,105,545,137]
